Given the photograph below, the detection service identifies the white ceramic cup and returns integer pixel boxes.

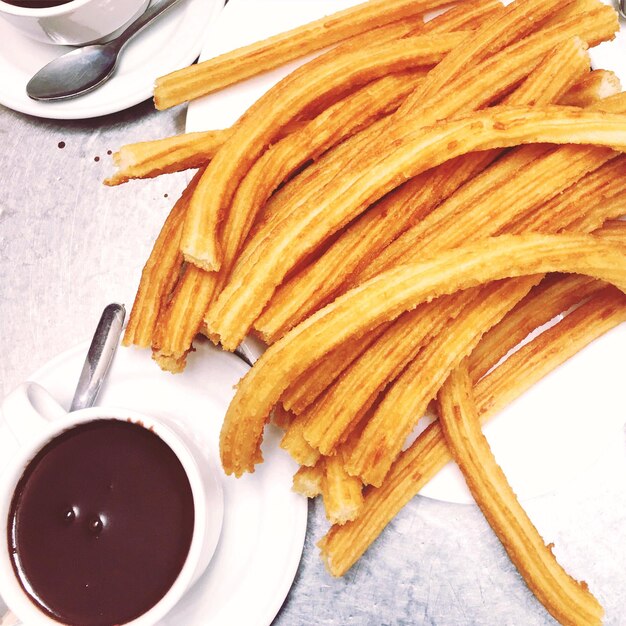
[0,381,224,626]
[0,0,150,46]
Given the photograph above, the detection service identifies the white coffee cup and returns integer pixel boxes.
[0,0,150,46]
[0,381,223,626]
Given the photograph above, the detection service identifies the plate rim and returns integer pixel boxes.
[0,0,226,120]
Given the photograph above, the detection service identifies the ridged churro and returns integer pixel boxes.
[154,0,453,109]
[437,363,603,625]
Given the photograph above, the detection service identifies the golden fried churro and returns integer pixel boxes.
[437,362,603,626]
[271,404,294,430]
[103,119,311,187]
[468,274,604,380]
[280,326,388,415]
[321,453,364,525]
[398,0,572,112]
[519,154,626,233]
[211,106,626,350]
[593,219,626,244]
[123,169,204,349]
[151,264,217,373]
[280,412,320,467]
[182,31,467,272]
[104,130,229,186]
[560,69,622,107]
[319,287,626,576]
[220,233,626,475]
[419,0,504,35]
[292,462,324,498]
[153,0,453,110]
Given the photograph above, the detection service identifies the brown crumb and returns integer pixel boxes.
[58,141,65,149]
[94,156,100,162]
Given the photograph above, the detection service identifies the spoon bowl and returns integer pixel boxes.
[27,44,119,101]
[26,0,184,101]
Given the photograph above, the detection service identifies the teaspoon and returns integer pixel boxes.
[27,0,184,101]
[70,303,126,411]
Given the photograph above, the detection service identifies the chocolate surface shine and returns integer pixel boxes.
[8,420,195,626]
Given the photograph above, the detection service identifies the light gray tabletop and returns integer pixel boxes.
[1,95,626,625]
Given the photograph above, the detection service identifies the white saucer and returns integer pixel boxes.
[188,0,626,504]
[0,0,224,120]
[0,337,307,626]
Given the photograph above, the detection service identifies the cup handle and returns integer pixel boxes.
[1,382,66,447]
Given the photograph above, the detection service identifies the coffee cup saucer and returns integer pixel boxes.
[0,0,224,120]
[0,336,307,626]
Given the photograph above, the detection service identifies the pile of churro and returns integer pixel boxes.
[109,0,626,622]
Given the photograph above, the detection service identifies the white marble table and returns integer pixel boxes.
[1,90,626,625]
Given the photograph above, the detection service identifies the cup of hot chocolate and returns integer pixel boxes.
[0,382,223,626]
[0,0,150,45]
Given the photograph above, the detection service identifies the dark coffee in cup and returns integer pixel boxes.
[7,419,195,626]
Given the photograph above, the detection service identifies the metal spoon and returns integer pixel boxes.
[70,303,126,411]
[27,0,184,101]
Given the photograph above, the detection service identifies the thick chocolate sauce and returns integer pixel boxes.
[1,1,73,8]
[8,420,195,626]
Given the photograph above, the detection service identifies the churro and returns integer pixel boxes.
[437,363,602,625]
[154,0,453,109]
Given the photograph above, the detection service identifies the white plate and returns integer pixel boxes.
[0,337,307,626]
[188,0,626,504]
[0,0,224,120]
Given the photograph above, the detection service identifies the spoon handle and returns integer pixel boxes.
[113,0,185,50]
[70,303,125,412]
